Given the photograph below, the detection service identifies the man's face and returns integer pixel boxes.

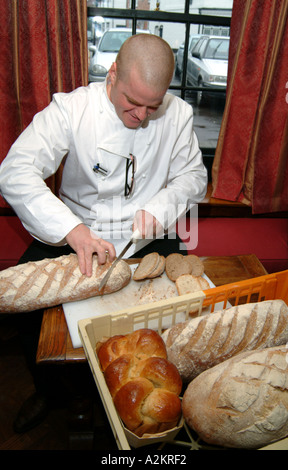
[107,64,165,129]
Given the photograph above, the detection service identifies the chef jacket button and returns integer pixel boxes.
[142,173,146,178]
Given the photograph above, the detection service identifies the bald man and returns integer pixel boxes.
[0,34,207,433]
[0,34,207,275]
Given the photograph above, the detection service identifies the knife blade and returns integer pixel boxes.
[99,228,141,292]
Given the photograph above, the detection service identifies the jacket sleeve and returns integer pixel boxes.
[0,98,82,245]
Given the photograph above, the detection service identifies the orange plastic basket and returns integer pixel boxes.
[202,269,288,311]
[78,269,288,450]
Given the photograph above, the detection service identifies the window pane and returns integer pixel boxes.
[189,0,233,16]
[148,1,186,13]
[87,1,131,8]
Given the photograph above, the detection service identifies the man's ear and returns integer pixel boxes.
[109,62,117,84]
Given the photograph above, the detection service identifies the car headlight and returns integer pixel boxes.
[208,75,227,84]
[91,64,107,75]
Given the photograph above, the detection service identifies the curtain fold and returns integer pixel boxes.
[0,0,88,207]
[212,0,288,214]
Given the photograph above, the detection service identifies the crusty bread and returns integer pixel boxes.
[175,274,210,296]
[0,254,131,313]
[162,300,288,382]
[97,329,182,437]
[165,253,204,281]
[182,346,288,449]
[147,255,165,279]
[133,252,163,281]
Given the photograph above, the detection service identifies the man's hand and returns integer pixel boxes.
[65,224,116,277]
[133,210,163,239]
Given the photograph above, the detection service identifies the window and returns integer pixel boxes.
[87,1,233,178]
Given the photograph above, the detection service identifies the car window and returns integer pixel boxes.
[204,39,229,60]
[189,37,201,52]
[193,37,207,55]
[99,32,132,52]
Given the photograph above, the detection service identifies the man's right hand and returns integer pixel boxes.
[65,224,116,277]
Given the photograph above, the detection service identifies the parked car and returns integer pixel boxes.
[186,36,230,105]
[89,28,150,82]
[175,35,203,77]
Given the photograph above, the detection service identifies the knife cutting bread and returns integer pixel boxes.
[0,253,131,313]
[0,249,206,313]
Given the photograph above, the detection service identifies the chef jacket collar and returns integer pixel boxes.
[97,77,151,159]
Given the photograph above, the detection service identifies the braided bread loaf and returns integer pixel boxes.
[97,329,182,437]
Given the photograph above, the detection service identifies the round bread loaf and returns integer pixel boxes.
[182,346,288,449]
[97,328,182,437]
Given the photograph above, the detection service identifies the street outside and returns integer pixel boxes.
[170,74,225,149]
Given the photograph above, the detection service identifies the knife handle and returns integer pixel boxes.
[131,228,141,243]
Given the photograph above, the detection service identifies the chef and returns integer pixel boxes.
[0,34,207,434]
[0,34,207,277]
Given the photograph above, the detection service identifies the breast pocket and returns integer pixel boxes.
[95,148,127,200]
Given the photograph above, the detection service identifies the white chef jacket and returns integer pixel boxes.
[0,80,207,257]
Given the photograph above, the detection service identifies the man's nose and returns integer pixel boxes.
[135,106,148,120]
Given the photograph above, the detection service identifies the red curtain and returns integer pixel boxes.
[212,0,288,214]
[0,0,88,207]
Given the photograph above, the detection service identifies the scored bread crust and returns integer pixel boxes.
[0,254,131,313]
[162,299,288,382]
[182,346,288,449]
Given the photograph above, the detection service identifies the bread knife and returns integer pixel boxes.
[99,228,141,292]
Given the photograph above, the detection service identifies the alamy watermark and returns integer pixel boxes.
[89,197,199,252]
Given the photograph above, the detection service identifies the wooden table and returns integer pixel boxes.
[36,254,267,365]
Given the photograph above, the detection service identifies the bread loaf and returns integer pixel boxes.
[0,254,131,313]
[182,346,288,449]
[97,329,182,437]
[162,300,288,382]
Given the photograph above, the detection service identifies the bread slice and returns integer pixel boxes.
[165,254,191,281]
[185,255,204,276]
[133,252,160,281]
[147,255,165,279]
[176,274,210,296]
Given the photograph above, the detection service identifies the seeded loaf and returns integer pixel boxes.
[162,300,288,382]
[0,254,131,313]
[182,346,288,449]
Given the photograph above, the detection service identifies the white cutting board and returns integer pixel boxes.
[63,265,220,348]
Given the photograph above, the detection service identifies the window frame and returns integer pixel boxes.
[87,1,231,175]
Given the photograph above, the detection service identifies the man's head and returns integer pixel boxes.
[107,34,175,129]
